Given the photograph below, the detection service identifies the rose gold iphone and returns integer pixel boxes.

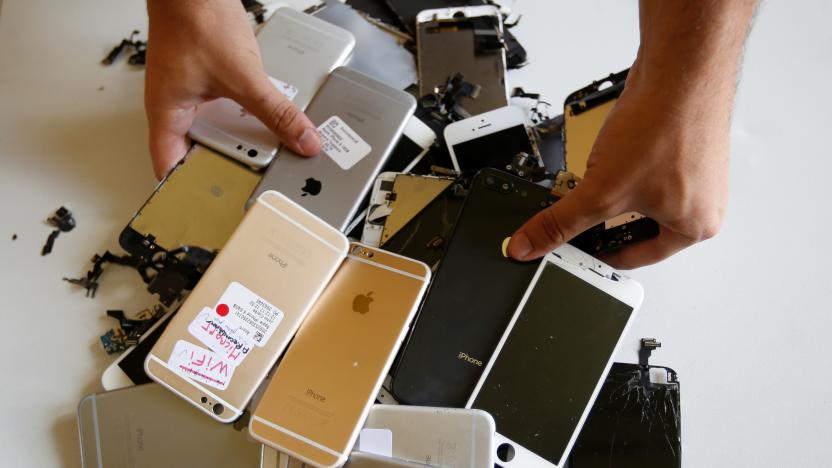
[144,190,349,422]
[250,244,430,467]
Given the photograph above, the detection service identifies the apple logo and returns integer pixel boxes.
[352,291,373,314]
[301,177,322,197]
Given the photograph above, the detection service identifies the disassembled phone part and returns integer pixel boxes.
[467,244,643,467]
[568,338,681,467]
[119,144,260,261]
[362,172,456,247]
[416,6,508,116]
[562,69,659,254]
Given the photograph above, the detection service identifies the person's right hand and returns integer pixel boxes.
[145,0,322,179]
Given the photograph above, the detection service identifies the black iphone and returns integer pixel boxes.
[391,168,555,407]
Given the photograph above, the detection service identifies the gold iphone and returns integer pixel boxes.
[250,244,430,467]
[144,191,349,422]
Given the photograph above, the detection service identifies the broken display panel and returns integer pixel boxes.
[119,144,260,259]
[566,363,681,468]
[416,6,508,116]
[363,172,455,246]
[365,173,466,271]
[562,69,660,255]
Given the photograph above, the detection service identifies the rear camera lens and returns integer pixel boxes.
[247,149,258,158]
[213,403,224,415]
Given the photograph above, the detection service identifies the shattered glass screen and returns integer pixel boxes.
[450,124,532,173]
[568,364,681,467]
[472,262,633,464]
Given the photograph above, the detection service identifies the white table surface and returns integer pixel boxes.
[1,1,830,467]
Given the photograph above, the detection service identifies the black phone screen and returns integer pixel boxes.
[472,261,633,464]
[392,169,554,407]
[450,124,532,173]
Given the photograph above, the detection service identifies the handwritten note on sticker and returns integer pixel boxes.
[188,307,252,367]
[214,282,284,347]
[168,340,235,391]
[318,115,372,170]
[268,76,298,102]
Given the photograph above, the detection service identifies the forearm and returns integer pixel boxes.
[628,0,757,126]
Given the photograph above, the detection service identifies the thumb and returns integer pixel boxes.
[507,183,616,261]
[234,76,322,156]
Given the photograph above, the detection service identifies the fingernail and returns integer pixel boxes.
[298,127,321,155]
[509,232,532,260]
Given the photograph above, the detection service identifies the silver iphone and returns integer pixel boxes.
[249,66,416,232]
[189,7,355,168]
[77,384,260,468]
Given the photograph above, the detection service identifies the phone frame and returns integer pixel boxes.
[465,244,643,467]
[443,105,528,173]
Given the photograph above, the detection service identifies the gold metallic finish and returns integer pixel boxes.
[563,99,616,179]
[130,144,260,252]
[251,244,430,466]
[146,191,348,422]
[380,174,454,245]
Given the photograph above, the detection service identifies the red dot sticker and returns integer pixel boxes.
[216,304,229,317]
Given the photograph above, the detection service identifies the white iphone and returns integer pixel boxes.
[360,404,495,467]
[466,244,644,468]
[443,105,532,174]
[394,115,437,174]
[189,7,355,168]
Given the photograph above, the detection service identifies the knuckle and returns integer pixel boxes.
[539,209,568,245]
[264,97,299,133]
[692,210,723,241]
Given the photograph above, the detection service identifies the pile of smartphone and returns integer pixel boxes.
[77,4,664,468]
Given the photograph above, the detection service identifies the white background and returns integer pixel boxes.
[1,1,830,467]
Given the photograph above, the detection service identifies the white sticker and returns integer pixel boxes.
[358,428,393,458]
[318,115,372,170]
[269,76,298,102]
[188,307,253,367]
[168,340,235,391]
[214,282,284,347]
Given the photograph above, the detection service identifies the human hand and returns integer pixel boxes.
[144,0,321,179]
[506,0,755,269]
[507,76,729,269]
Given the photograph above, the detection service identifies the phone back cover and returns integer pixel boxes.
[251,248,429,466]
[392,168,553,407]
[146,191,347,419]
[251,67,416,232]
[77,384,259,468]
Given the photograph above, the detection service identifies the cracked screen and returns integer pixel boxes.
[568,364,681,467]
[471,262,633,465]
